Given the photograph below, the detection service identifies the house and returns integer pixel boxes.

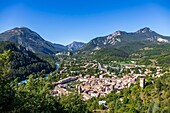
[124,64,135,69]
[98,100,108,108]
[99,100,106,105]
[140,78,145,88]
[82,93,91,101]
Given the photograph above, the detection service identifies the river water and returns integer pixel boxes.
[19,62,59,84]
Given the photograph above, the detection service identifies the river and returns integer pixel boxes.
[19,62,59,84]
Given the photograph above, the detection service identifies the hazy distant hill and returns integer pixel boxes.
[80,27,170,51]
[66,41,85,51]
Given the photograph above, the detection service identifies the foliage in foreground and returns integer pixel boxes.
[86,75,170,113]
[0,51,88,113]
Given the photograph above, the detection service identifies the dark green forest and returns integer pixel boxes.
[0,41,54,80]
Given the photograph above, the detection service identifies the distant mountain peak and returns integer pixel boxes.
[0,27,59,54]
[136,27,152,33]
[7,27,34,34]
[113,31,122,37]
[80,27,170,51]
[11,27,33,31]
[115,30,127,34]
[72,41,83,44]
[15,26,30,29]
[66,41,85,51]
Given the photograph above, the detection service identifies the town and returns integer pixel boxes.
[51,57,167,101]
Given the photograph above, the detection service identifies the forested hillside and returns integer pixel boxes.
[0,41,54,80]
[0,51,88,112]
[131,44,170,68]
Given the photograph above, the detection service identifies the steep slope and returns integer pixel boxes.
[0,41,54,80]
[53,43,67,52]
[0,27,66,54]
[66,41,85,51]
[80,27,170,51]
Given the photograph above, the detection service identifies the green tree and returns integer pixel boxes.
[15,75,59,112]
[0,50,16,112]
[156,79,162,91]
[59,93,87,113]
[99,104,105,110]
[152,102,160,113]
[147,104,153,113]
[108,101,114,113]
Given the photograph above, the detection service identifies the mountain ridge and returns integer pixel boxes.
[1,27,170,54]
[0,27,85,54]
[0,27,58,54]
[80,27,170,51]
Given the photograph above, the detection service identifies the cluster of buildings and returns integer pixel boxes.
[51,76,78,96]
[51,61,166,100]
[77,75,137,100]
[51,74,146,100]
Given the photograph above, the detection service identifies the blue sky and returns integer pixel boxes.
[0,0,170,45]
